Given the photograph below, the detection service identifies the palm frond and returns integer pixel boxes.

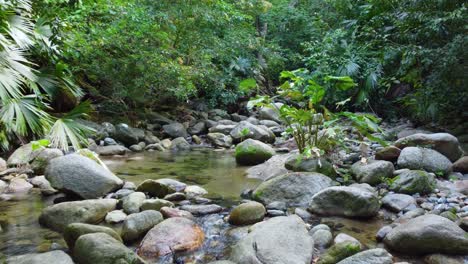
[47,118,93,151]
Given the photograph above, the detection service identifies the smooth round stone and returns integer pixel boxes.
[267,209,285,217]
[160,207,194,219]
[376,225,393,241]
[311,229,333,248]
[163,192,186,201]
[180,204,222,215]
[105,210,127,224]
[228,201,266,225]
[140,199,174,211]
[309,224,331,235]
[334,233,362,249]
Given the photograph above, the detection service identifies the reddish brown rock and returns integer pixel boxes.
[160,207,193,219]
[137,217,204,259]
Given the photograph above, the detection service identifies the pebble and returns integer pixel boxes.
[267,210,285,217]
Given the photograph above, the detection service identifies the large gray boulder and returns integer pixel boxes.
[389,170,435,195]
[381,193,416,212]
[229,215,313,264]
[350,160,394,185]
[74,233,145,264]
[122,192,146,214]
[6,250,74,264]
[6,143,39,166]
[384,214,468,255]
[39,199,117,232]
[246,153,291,180]
[308,186,380,218]
[170,137,191,151]
[228,201,266,226]
[395,132,464,162]
[336,248,393,264]
[122,210,164,242]
[63,223,122,249]
[207,133,233,148]
[235,139,275,166]
[163,122,188,138]
[113,123,140,146]
[252,172,334,207]
[258,103,283,123]
[397,147,452,175]
[45,154,123,199]
[285,154,336,179]
[30,148,63,174]
[230,121,275,143]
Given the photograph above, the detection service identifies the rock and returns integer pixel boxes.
[140,199,174,211]
[375,146,401,162]
[164,192,186,201]
[384,214,468,255]
[39,199,117,232]
[192,135,202,144]
[111,188,134,199]
[105,210,127,224]
[0,158,6,171]
[208,124,236,134]
[350,160,394,185]
[317,242,361,264]
[170,137,191,151]
[6,143,39,166]
[6,178,33,193]
[253,172,334,207]
[235,139,275,166]
[460,217,468,231]
[122,210,164,241]
[7,250,74,264]
[397,147,452,175]
[145,143,165,151]
[376,225,393,241]
[0,180,7,193]
[103,137,117,146]
[285,154,336,179]
[230,121,275,143]
[424,254,465,264]
[259,120,280,127]
[267,209,285,217]
[381,193,416,212]
[207,133,233,148]
[30,176,57,195]
[308,186,380,218]
[452,156,468,173]
[64,223,121,249]
[246,154,290,180]
[334,233,362,248]
[337,248,393,264]
[129,144,143,152]
[228,201,266,225]
[310,224,331,235]
[75,233,144,264]
[122,192,146,214]
[231,113,248,122]
[188,121,206,135]
[136,179,176,198]
[229,215,313,264]
[144,131,160,144]
[163,122,188,138]
[45,154,122,199]
[155,178,186,192]
[395,132,463,162]
[30,148,63,174]
[180,204,222,215]
[160,139,172,149]
[113,123,140,146]
[160,207,194,219]
[259,103,283,123]
[137,217,204,259]
[184,185,208,198]
[95,145,129,156]
[311,229,333,248]
[389,170,435,195]
[266,201,287,211]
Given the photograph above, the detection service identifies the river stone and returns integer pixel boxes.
[397,147,452,175]
[337,248,393,264]
[311,229,333,248]
[160,207,194,219]
[246,154,290,180]
[0,180,7,193]
[136,179,176,198]
[452,156,468,173]
[308,186,380,218]
[350,160,394,185]
[45,154,123,199]
[424,254,466,264]
[30,176,57,195]
[129,144,143,152]
[253,172,334,207]
[39,199,117,232]
[184,185,208,198]
[208,124,236,134]
[229,215,313,264]
[375,146,401,162]
[384,214,468,255]
[155,178,186,192]
[381,193,416,212]
[105,210,127,224]
[389,170,435,195]
[207,133,233,148]
[6,143,40,166]
[75,233,144,264]
[235,139,275,166]
[230,121,275,143]
[122,210,164,241]
[316,241,361,264]
[64,223,122,249]
[6,178,33,193]
[30,148,63,174]
[228,201,266,225]
[395,132,464,162]
[285,155,336,179]
[113,123,140,146]
[122,191,145,214]
[0,158,6,172]
[376,225,393,241]
[310,224,331,235]
[180,204,222,215]
[188,121,206,135]
[258,103,283,123]
[140,199,174,211]
[170,137,191,151]
[7,250,74,264]
[334,233,362,248]
[95,145,129,156]
[164,192,186,201]
[137,217,204,259]
[163,122,188,138]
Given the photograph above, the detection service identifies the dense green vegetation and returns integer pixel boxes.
[1,0,466,149]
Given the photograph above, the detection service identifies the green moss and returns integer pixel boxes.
[317,242,361,264]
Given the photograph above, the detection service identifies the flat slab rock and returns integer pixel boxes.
[179,204,222,215]
[381,193,416,212]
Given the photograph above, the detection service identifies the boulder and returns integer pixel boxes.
[180,204,222,215]
[334,233,362,248]
[122,192,146,214]
[375,146,401,162]
[235,139,275,166]
[384,214,468,255]
[317,242,361,264]
[0,179,7,193]
[7,250,74,264]
[209,124,236,135]
[424,254,466,264]
[45,154,123,199]
[389,170,435,195]
[163,122,188,138]
[74,233,145,264]
[337,248,393,264]
[452,156,468,173]
[246,153,291,180]
[395,133,463,162]
[95,145,129,156]
[140,199,174,211]
[308,186,380,218]
[64,223,122,249]
[230,121,275,143]
[0,158,6,171]
[397,147,452,175]
[6,178,33,193]
[122,210,164,242]
[311,229,333,248]
[155,178,187,192]
[113,123,140,146]
[129,144,143,152]
[184,185,208,198]
[30,148,63,174]
[285,155,336,178]
[160,207,193,219]
[229,215,313,264]
[137,217,204,259]
[207,133,233,148]
[170,137,191,151]
[6,143,40,166]
[350,160,394,185]
[253,172,334,207]
[381,193,416,212]
[39,199,117,232]
[259,120,280,127]
[136,179,176,198]
[228,201,266,226]
[105,210,127,224]
[187,121,206,135]
[258,103,283,123]
[30,176,57,195]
